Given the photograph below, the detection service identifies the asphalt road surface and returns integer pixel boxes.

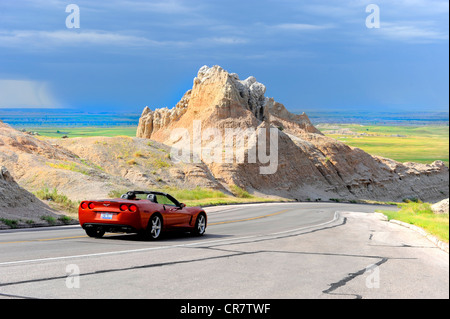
[0,202,448,299]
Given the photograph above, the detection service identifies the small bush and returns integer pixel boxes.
[230,185,253,199]
[403,197,422,204]
[153,158,170,168]
[127,159,137,165]
[0,218,19,229]
[35,188,78,214]
[41,215,57,225]
[58,215,73,225]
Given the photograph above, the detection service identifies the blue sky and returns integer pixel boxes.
[0,0,448,113]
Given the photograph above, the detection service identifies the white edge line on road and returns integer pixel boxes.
[0,212,342,267]
[271,211,340,235]
[0,236,255,267]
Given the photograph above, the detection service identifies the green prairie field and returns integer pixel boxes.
[26,126,138,138]
[23,123,450,167]
[323,124,449,167]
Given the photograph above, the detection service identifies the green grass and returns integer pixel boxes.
[0,218,19,229]
[25,126,137,138]
[46,161,90,175]
[0,215,73,228]
[153,158,171,168]
[230,185,253,199]
[108,187,227,201]
[40,215,57,225]
[107,186,288,207]
[183,196,283,207]
[58,215,74,225]
[35,187,80,215]
[377,202,449,243]
[324,125,449,166]
[162,187,227,201]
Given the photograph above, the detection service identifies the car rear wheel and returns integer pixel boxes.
[192,214,206,236]
[147,214,163,240]
[85,227,105,238]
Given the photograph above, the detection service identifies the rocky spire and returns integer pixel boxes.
[136,65,321,140]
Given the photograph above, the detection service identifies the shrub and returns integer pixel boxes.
[41,215,57,225]
[127,159,137,165]
[35,187,78,214]
[153,158,170,168]
[403,197,422,204]
[0,218,19,229]
[58,215,73,225]
[230,185,253,198]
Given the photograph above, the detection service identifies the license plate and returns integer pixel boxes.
[101,213,113,220]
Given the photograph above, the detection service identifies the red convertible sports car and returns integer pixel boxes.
[78,191,207,240]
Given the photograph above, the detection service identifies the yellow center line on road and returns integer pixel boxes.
[0,235,89,245]
[208,209,290,226]
[0,209,292,245]
[35,235,89,242]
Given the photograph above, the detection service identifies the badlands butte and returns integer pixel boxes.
[0,65,449,219]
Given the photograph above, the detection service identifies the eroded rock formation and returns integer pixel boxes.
[136,65,449,202]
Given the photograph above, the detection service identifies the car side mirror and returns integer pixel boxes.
[179,203,186,208]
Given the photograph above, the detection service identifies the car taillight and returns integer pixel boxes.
[129,205,138,213]
[81,202,88,210]
[120,204,128,211]
[88,202,95,210]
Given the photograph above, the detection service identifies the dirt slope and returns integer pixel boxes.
[0,165,57,223]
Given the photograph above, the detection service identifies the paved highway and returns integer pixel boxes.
[0,202,448,299]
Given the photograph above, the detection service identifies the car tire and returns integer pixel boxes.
[146,214,163,240]
[192,213,206,236]
[85,228,105,238]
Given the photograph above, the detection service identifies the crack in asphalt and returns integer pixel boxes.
[0,292,38,300]
[321,257,389,299]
